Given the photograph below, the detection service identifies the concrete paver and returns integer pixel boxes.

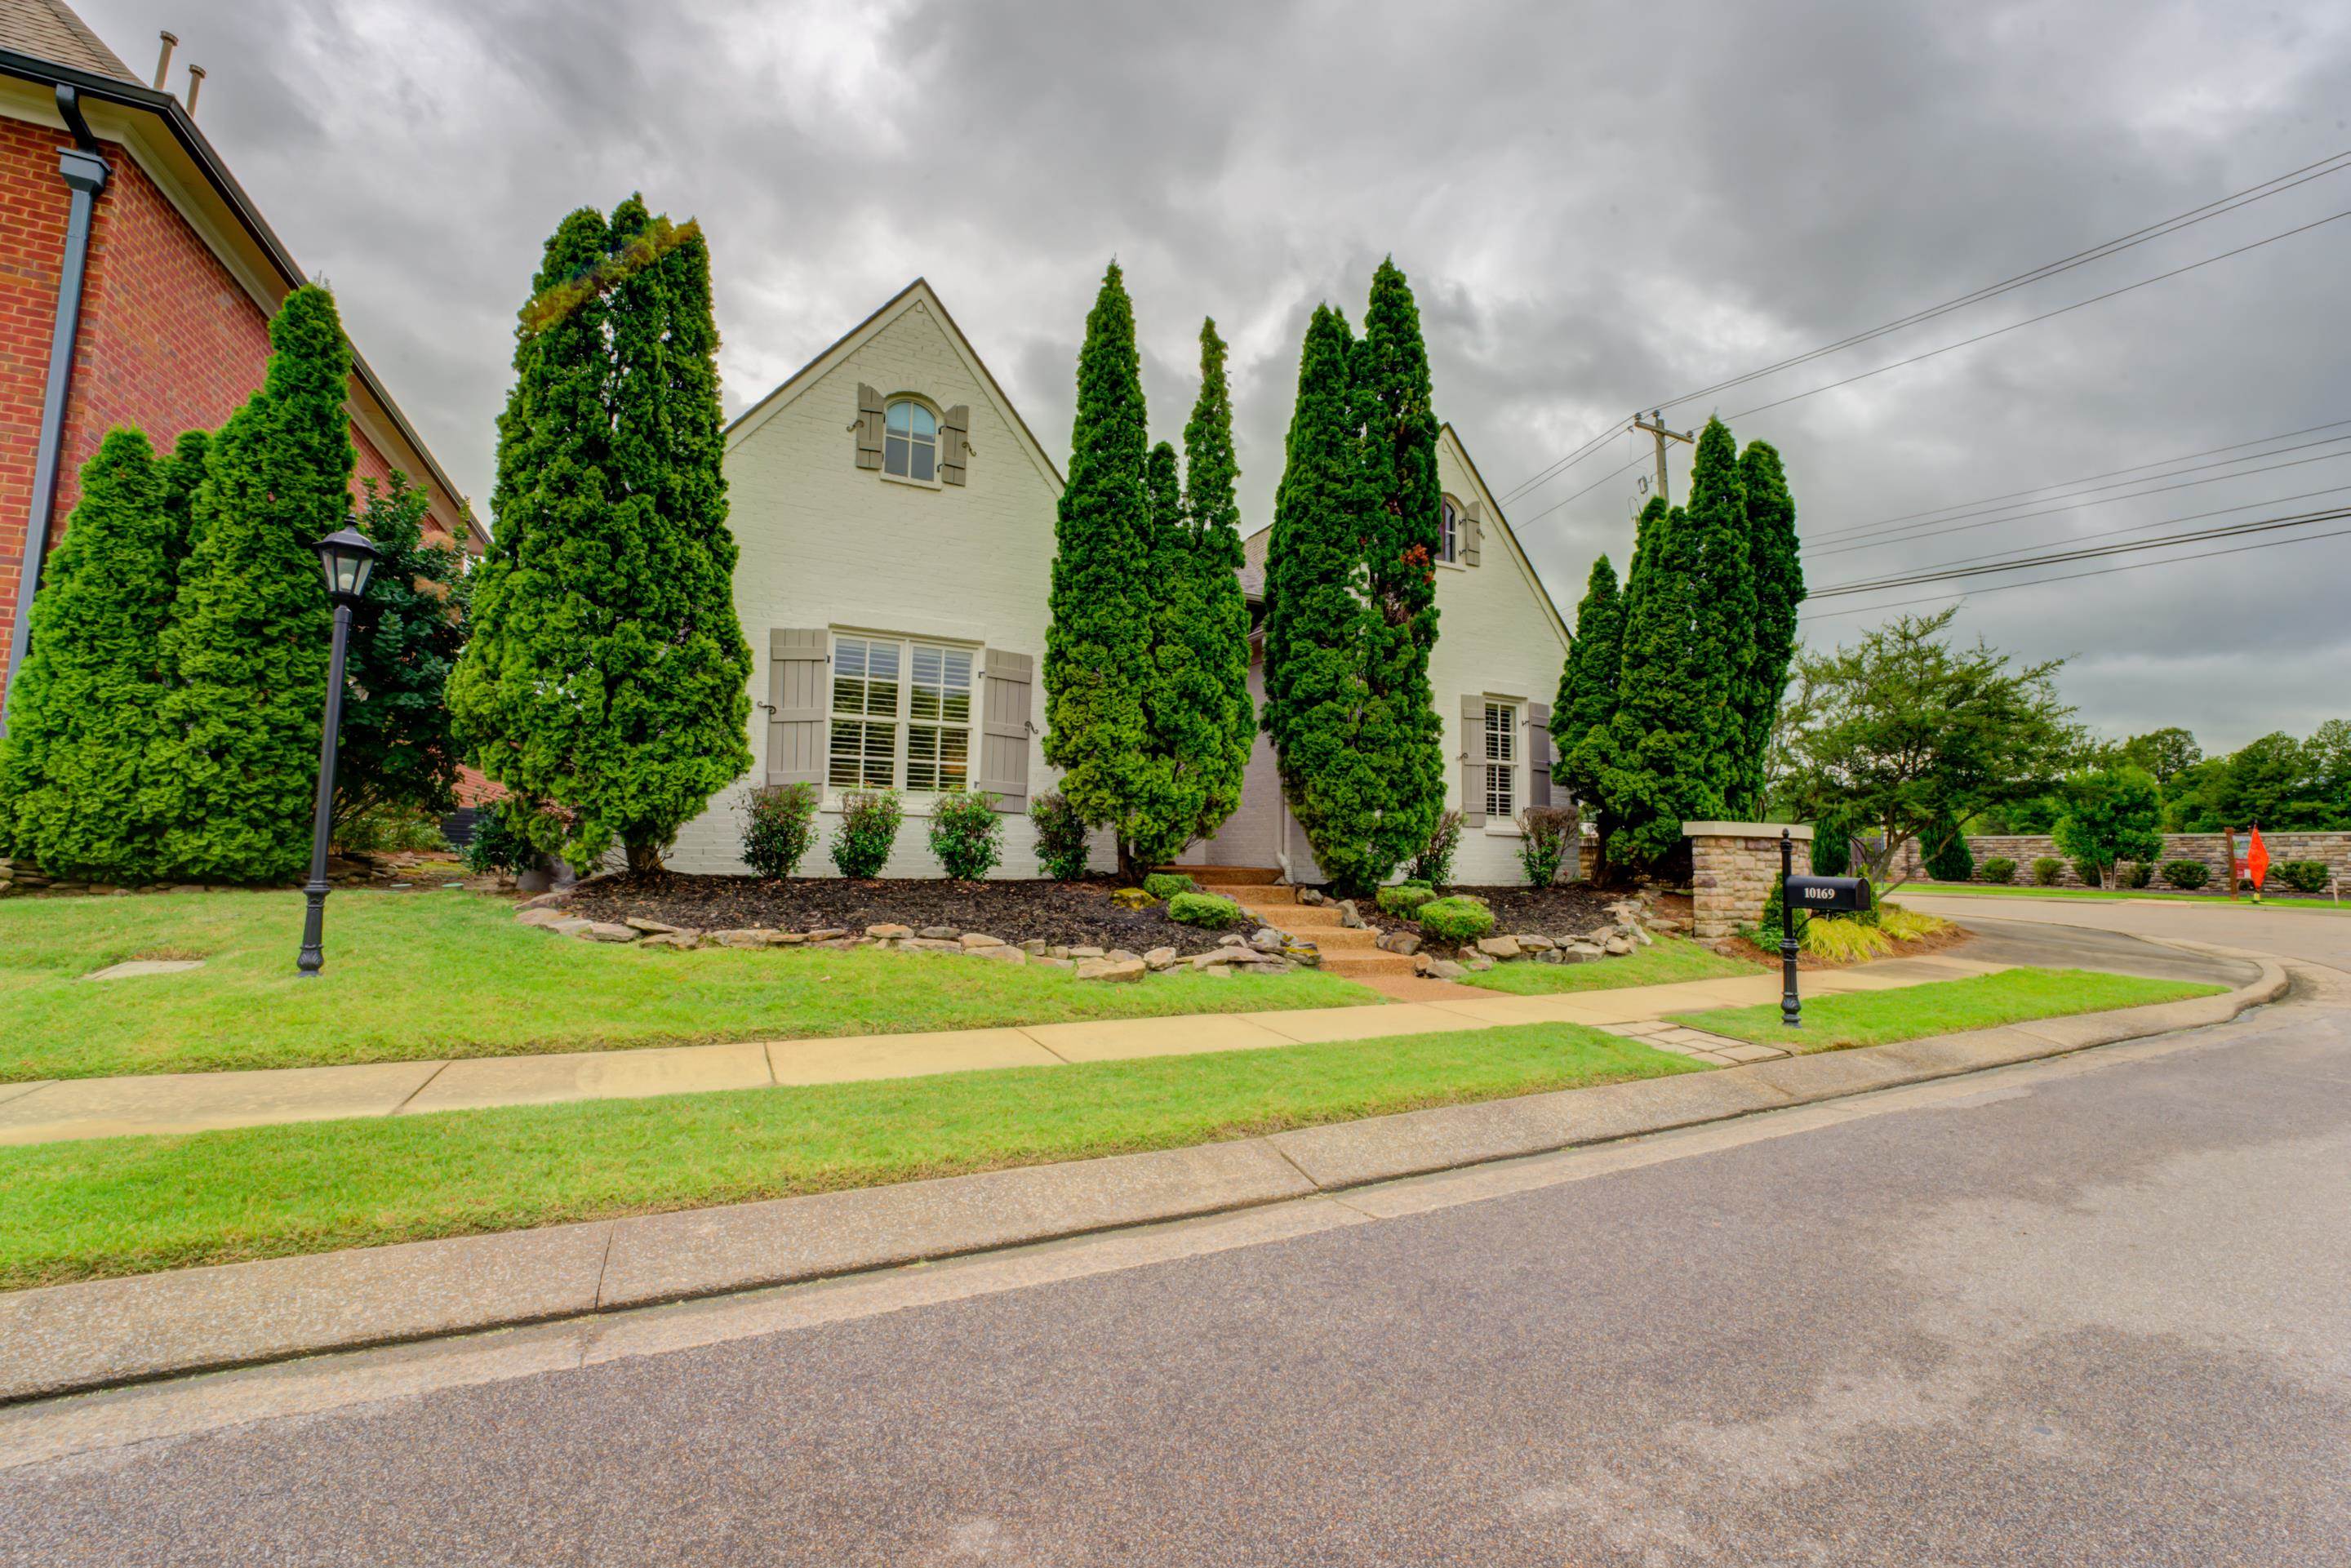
[1237,1002,1490,1044]
[1018,1011,1299,1063]
[401,1042,774,1116]
[768,1028,1059,1085]
[0,1060,449,1145]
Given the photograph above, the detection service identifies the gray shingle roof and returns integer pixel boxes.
[0,0,140,82]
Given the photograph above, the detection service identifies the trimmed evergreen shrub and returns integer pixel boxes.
[1555,554,1624,869]
[1517,805,1578,886]
[2161,859,2210,890]
[740,782,820,879]
[1810,806,1854,876]
[335,472,467,829]
[459,806,537,877]
[2031,856,2064,886]
[1981,856,2018,884]
[2118,860,2156,889]
[1167,891,1244,928]
[1415,895,1495,944]
[2277,860,2331,895]
[1028,791,1092,881]
[829,788,902,878]
[1376,882,1438,917]
[156,287,356,883]
[449,198,752,873]
[332,806,447,855]
[1922,815,1975,882]
[1163,318,1255,856]
[927,791,1004,882]
[1734,439,1804,816]
[1410,809,1462,887]
[1142,871,1196,901]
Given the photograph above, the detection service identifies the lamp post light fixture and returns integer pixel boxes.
[296,525,381,978]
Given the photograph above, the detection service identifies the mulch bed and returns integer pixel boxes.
[1356,883,1632,937]
[562,872,1244,955]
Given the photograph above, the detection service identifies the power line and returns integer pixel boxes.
[1499,419,1630,504]
[1647,149,2351,415]
[1878,481,2351,577]
[1515,442,1649,528]
[1798,524,2351,624]
[1803,415,2351,541]
[1810,504,2351,597]
[1803,438,2351,558]
[1727,206,2351,423]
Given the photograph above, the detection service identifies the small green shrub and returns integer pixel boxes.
[1027,791,1092,882]
[1411,809,1462,886]
[2160,859,2210,890]
[740,782,820,879]
[458,806,537,876]
[2031,856,2064,886]
[2118,860,2155,890]
[2276,860,2331,895]
[829,789,903,879]
[1142,871,1195,901]
[1516,805,1578,887]
[1167,891,1244,928]
[1802,915,1895,962]
[2071,856,2104,888]
[1981,856,2017,885]
[1415,895,1495,943]
[927,790,1004,881]
[1809,808,1853,876]
[1376,882,1437,917]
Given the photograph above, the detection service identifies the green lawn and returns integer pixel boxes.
[1457,933,1762,995]
[0,1022,1701,1290]
[1671,966,2224,1051]
[0,891,1378,1081]
[1905,882,2345,912]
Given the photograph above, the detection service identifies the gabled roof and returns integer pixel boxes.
[0,0,132,82]
[1234,425,1573,650]
[726,278,1065,491]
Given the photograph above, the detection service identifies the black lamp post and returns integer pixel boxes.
[296,525,381,978]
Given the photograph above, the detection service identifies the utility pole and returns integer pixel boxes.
[1631,409,1694,505]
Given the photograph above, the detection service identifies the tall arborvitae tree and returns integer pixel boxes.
[334,473,467,826]
[156,429,208,582]
[1352,258,1447,876]
[1683,416,1755,811]
[1042,261,1155,876]
[0,429,176,877]
[1125,437,1194,869]
[1584,488,1713,869]
[1262,304,1387,889]
[1553,553,1624,874]
[1734,438,1803,815]
[158,286,357,883]
[1174,317,1254,851]
[451,197,750,870]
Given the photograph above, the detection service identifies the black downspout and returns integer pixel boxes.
[0,85,109,737]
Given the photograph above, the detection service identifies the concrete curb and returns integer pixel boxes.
[0,957,2288,1406]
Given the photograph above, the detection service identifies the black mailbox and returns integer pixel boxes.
[1785,874,1873,913]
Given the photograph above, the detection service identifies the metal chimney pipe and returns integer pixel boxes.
[152,30,178,90]
[184,64,205,117]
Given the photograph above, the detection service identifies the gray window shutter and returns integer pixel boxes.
[940,404,970,486]
[1462,500,1483,567]
[1527,701,1552,807]
[767,629,829,787]
[852,384,883,469]
[977,649,1033,811]
[1459,694,1487,828]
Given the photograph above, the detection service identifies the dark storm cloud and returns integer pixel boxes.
[86,0,2351,748]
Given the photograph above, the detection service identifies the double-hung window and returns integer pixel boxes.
[1484,700,1517,820]
[1438,499,1460,564]
[829,633,974,794]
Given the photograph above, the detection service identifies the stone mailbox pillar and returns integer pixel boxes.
[1685,821,1815,941]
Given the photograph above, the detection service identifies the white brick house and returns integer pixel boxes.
[668,280,1574,884]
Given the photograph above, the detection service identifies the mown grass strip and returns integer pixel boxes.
[1455,934,1762,995]
[1672,966,2223,1051]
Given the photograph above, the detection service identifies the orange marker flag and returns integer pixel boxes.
[2246,825,2270,895]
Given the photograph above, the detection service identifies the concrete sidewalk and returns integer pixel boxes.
[0,949,2285,1405]
[0,954,2010,1146]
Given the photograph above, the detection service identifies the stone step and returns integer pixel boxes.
[1243,901,1344,927]
[1314,951,1421,979]
[1290,926,1384,952]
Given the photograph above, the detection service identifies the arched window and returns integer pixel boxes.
[885,399,938,482]
[1438,498,1460,563]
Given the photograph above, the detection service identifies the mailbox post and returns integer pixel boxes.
[1779,829,1801,1028]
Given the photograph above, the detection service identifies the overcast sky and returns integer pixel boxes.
[82,0,2351,753]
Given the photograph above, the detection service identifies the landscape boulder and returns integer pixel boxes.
[1076,957,1147,983]
[1144,946,1179,971]
[1249,927,1287,952]
[580,922,641,943]
[920,926,961,941]
[1475,935,1522,960]
[958,932,1005,949]
[866,923,913,940]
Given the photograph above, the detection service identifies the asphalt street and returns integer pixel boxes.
[2,899,2345,1566]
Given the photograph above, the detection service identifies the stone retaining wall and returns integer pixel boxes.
[1891,831,2351,890]
[1687,821,1813,939]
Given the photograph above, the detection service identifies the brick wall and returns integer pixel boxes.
[1893,832,2351,890]
[0,120,411,707]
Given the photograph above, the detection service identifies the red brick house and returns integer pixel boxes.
[0,0,481,727]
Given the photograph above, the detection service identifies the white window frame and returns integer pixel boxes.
[1483,699,1518,824]
[1438,497,1460,566]
[827,631,977,799]
[881,398,942,487]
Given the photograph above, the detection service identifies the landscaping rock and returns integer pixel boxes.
[1020,939,1048,956]
[709,929,773,948]
[1337,899,1364,929]
[811,937,862,949]
[1560,942,1606,963]
[638,932,702,950]
[623,916,682,935]
[1426,958,1468,979]
[920,926,962,941]
[1144,946,1178,971]
[866,923,913,940]
[958,932,1005,949]
[1106,948,1140,965]
[1602,934,1636,957]
[1281,944,1321,967]
[517,892,570,911]
[1476,935,1522,960]
[904,938,963,952]
[544,917,594,937]
[1198,964,1233,979]
[970,945,1026,965]
[1076,957,1147,983]
[580,922,641,943]
[515,908,574,930]
[1518,935,1555,952]
[1216,934,1247,948]
[805,928,847,942]
[1249,927,1286,952]
[1033,956,1073,969]
[1379,929,1422,954]
[1465,957,1495,972]
[1633,926,1655,947]
[1047,945,1071,960]
[1068,945,1106,961]
[1109,888,1154,911]
[1298,888,1327,906]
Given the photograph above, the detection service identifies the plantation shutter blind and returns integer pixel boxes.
[1527,701,1553,807]
[853,384,884,469]
[976,649,1033,811]
[767,629,829,787]
[1459,694,1487,827]
[940,404,970,486]
[1461,500,1483,567]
